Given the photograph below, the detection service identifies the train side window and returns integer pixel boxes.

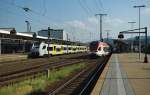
[47,47,53,51]
[69,47,71,50]
[98,47,101,51]
[64,47,67,50]
[104,47,109,52]
[73,48,76,51]
[56,48,60,51]
[42,46,46,49]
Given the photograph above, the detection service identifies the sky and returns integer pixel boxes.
[0,0,150,42]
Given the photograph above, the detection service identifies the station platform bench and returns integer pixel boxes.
[91,53,150,95]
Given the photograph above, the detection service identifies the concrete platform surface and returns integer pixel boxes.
[91,53,150,95]
[0,54,27,62]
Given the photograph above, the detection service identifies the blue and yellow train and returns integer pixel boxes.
[28,41,87,58]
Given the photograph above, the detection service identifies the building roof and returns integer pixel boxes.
[0,28,86,45]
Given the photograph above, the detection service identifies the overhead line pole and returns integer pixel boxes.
[95,14,107,42]
[48,27,51,57]
[105,30,111,41]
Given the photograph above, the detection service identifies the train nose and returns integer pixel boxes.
[28,49,40,58]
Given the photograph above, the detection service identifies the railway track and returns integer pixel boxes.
[0,52,86,66]
[47,55,111,95]
[0,53,89,87]
[0,53,87,75]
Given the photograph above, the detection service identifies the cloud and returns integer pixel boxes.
[105,17,125,27]
[87,16,99,24]
[59,16,126,42]
[142,7,150,15]
[65,20,87,30]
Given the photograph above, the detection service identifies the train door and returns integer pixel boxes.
[53,45,56,55]
[47,44,53,56]
[42,45,47,56]
[61,46,63,54]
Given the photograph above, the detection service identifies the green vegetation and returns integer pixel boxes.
[0,63,85,95]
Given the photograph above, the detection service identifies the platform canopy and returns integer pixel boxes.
[0,28,86,46]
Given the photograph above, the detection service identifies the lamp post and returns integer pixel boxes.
[128,22,136,52]
[133,5,146,60]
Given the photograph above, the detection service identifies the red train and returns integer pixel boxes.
[89,41,111,56]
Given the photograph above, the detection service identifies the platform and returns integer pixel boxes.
[91,53,150,95]
[0,54,27,62]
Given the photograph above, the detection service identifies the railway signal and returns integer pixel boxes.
[118,33,124,39]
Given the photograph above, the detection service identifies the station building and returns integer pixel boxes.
[37,29,67,40]
[0,28,83,55]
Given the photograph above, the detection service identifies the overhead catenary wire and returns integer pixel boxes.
[94,0,102,12]
[98,0,104,9]
[0,6,58,32]
[78,0,91,16]
[42,0,47,16]
[82,0,94,14]
[1,0,59,24]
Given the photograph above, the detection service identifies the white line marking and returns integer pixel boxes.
[115,54,126,95]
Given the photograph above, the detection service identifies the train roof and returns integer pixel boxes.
[90,41,109,46]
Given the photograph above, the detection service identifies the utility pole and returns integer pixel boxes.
[48,27,51,57]
[128,21,136,53]
[105,30,111,41]
[66,33,69,53]
[0,38,1,55]
[90,32,92,41]
[95,14,107,42]
[133,5,146,60]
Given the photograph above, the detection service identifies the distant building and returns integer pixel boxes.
[37,29,67,40]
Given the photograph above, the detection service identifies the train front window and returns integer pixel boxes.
[104,47,109,52]
[42,46,46,49]
[90,41,98,51]
[98,47,101,51]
